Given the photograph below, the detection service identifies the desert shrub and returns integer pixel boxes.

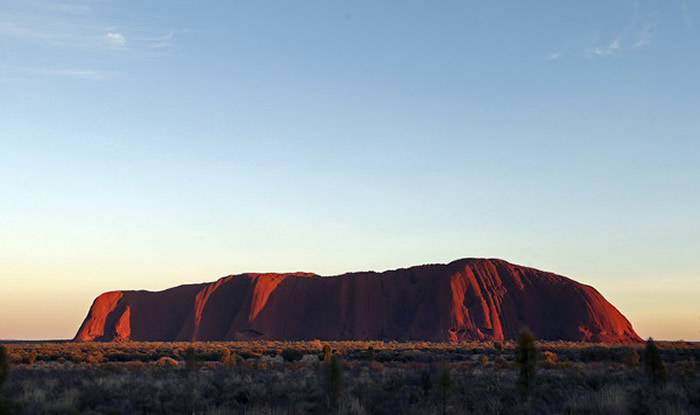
[342,396,367,415]
[254,359,271,370]
[195,351,221,362]
[234,390,249,407]
[374,351,395,363]
[580,346,618,362]
[597,384,628,413]
[237,350,260,360]
[678,358,696,382]
[555,360,577,369]
[65,349,85,363]
[622,347,640,367]
[86,351,105,365]
[5,350,22,366]
[515,328,537,401]
[158,356,179,367]
[281,349,303,362]
[322,344,333,362]
[45,386,80,414]
[542,351,558,367]
[221,349,237,366]
[24,351,37,365]
[644,338,667,386]
[494,355,509,369]
[564,384,628,414]
[368,360,384,372]
[105,351,138,362]
[480,355,490,366]
[309,339,323,350]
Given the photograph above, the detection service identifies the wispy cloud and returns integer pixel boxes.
[0,3,174,53]
[0,1,178,82]
[147,32,174,49]
[583,1,661,59]
[590,38,621,57]
[48,69,116,80]
[634,24,655,48]
[546,52,561,61]
[0,65,119,82]
[0,20,93,48]
[106,31,126,49]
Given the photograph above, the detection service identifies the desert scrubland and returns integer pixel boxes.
[0,339,698,414]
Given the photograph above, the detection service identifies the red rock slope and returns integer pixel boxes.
[74,258,640,342]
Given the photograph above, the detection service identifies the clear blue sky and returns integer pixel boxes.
[1,1,699,340]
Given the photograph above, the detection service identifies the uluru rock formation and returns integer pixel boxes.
[75,258,640,343]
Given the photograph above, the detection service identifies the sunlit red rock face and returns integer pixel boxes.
[75,258,640,343]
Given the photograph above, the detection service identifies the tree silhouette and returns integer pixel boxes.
[515,328,537,401]
[644,337,667,386]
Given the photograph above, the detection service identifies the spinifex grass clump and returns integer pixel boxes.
[515,328,537,401]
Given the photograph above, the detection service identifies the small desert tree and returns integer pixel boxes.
[515,328,537,401]
[437,365,452,415]
[0,345,9,414]
[367,346,375,361]
[421,368,433,398]
[325,355,343,413]
[322,344,332,362]
[184,347,199,372]
[644,338,667,386]
[0,346,8,388]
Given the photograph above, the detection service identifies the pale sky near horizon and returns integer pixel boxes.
[1,1,699,341]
